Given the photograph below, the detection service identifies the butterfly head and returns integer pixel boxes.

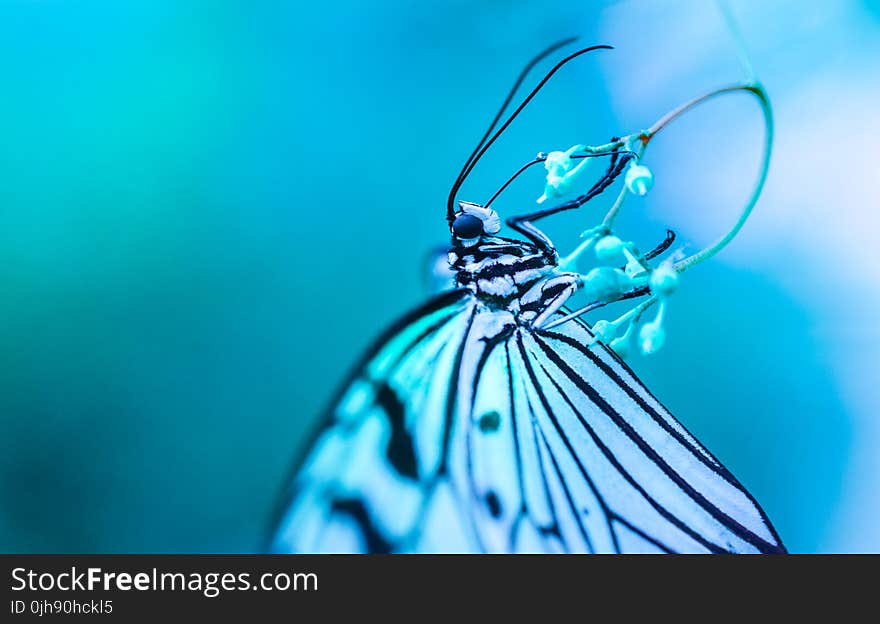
[450,201,501,247]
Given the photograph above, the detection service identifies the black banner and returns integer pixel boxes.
[0,554,872,619]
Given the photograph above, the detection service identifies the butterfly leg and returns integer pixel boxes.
[526,232,672,333]
[505,151,633,256]
[640,229,677,264]
[519,272,582,329]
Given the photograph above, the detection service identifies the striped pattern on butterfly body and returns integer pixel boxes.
[449,234,555,306]
[268,229,785,553]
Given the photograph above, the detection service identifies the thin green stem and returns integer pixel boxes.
[669,83,773,273]
[596,82,773,274]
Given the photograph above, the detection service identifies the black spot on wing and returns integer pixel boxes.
[485,491,502,518]
[331,498,393,554]
[375,382,418,480]
[478,411,501,433]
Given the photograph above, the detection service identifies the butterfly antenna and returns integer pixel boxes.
[447,38,577,216]
[447,41,614,223]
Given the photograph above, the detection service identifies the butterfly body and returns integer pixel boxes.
[448,234,571,318]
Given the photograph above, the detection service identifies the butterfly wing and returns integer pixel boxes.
[459,316,785,553]
[269,289,486,553]
[270,293,784,554]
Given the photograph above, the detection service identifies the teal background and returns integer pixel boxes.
[1,1,877,553]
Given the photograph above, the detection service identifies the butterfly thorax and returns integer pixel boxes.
[448,235,557,310]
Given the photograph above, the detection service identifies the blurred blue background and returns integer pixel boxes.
[0,0,876,553]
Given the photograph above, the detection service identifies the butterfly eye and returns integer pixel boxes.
[452,214,484,240]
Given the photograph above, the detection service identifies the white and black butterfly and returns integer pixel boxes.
[268,42,785,554]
